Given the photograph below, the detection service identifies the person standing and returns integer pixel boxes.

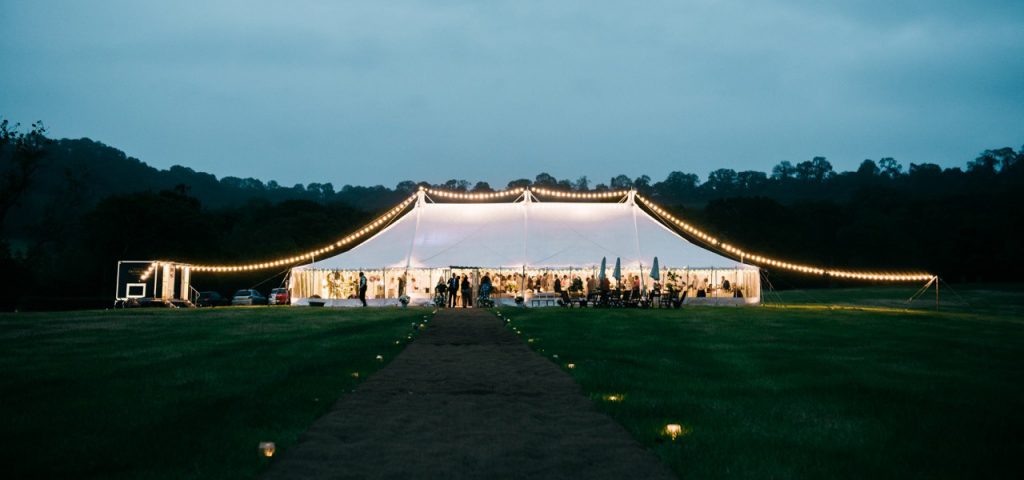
[358,271,368,307]
[460,275,472,308]
[480,272,492,299]
[448,274,459,308]
[599,275,611,305]
[435,276,448,307]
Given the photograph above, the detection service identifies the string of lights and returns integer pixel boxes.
[139,261,159,282]
[424,187,525,200]
[182,193,418,273]
[529,187,630,199]
[634,193,933,282]
[138,186,932,282]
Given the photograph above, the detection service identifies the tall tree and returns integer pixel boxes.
[0,120,50,232]
[856,159,880,177]
[610,175,633,189]
[878,157,903,178]
[534,173,558,186]
[471,181,494,192]
[771,161,796,180]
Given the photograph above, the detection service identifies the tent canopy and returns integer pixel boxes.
[294,194,753,272]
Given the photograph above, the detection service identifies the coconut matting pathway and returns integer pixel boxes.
[261,308,674,480]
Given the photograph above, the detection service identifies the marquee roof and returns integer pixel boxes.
[294,194,752,272]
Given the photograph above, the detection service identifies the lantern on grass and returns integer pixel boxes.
[376,354,384,361]
[603,394,624,402]
[351,372,360,378]
[566,363,575,369]
[259,442,276,458]
[664,424,689,440]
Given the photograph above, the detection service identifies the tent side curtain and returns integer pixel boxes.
[290,266,760,301]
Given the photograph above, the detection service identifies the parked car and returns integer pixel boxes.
[137,297,172,308]
[232,289,267,306]
[196,291,229,307]
[269,288,290,305]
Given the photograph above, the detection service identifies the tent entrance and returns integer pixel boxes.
[448,267,479,307]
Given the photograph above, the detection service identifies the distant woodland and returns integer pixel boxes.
[1,119,1022,310]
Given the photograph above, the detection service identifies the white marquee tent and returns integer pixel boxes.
[290,191,760,306]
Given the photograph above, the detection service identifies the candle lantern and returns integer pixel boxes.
[665,424,687,440]
[259,442,276,458]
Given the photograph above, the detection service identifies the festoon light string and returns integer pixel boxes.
[141,186,932,282]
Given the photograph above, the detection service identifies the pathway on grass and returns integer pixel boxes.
[261,308,674,479]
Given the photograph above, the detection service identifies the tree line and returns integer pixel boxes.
[1,120,1021,310]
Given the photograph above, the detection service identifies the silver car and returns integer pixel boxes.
[231,289,267,306]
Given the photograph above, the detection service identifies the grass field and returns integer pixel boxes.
[0,307,427,480]
[500,285,1024,479]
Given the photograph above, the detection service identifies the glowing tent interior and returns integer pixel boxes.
[288,190,761,306]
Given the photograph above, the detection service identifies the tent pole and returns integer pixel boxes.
[935,276,940,311]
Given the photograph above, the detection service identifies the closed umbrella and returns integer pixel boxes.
[651,257,661,281]
[598,256,607,280]
[613,257,621,283]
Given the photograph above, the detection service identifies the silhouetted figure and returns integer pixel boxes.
[358,271,367,307]
[435,276,448,307]
[599,276,611,305]
[448,274,458,308]
[460,275,472,308]
[480,272,492,300]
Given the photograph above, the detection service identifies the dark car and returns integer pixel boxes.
[232,289,267,306]
[137,297,172,308]
[269,288,290,305]
[196,291,229,307]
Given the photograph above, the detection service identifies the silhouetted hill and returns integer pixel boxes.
[6,137,410,237]
[1,124,1021,310]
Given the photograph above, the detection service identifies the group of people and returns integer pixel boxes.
[674,275,734,298]
[435,272,494,308]
[354,269,739,307]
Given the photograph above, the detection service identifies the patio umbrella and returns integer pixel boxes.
[613,257,621,282]
[650,257,661,281]
[598,256,607,280]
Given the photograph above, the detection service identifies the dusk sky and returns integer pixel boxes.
[2,0,1022,188]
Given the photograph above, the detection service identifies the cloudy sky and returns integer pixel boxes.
[2,0,1022,188]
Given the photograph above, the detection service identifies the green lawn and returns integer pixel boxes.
[0,307,428,480]
[500,285,1024,479]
